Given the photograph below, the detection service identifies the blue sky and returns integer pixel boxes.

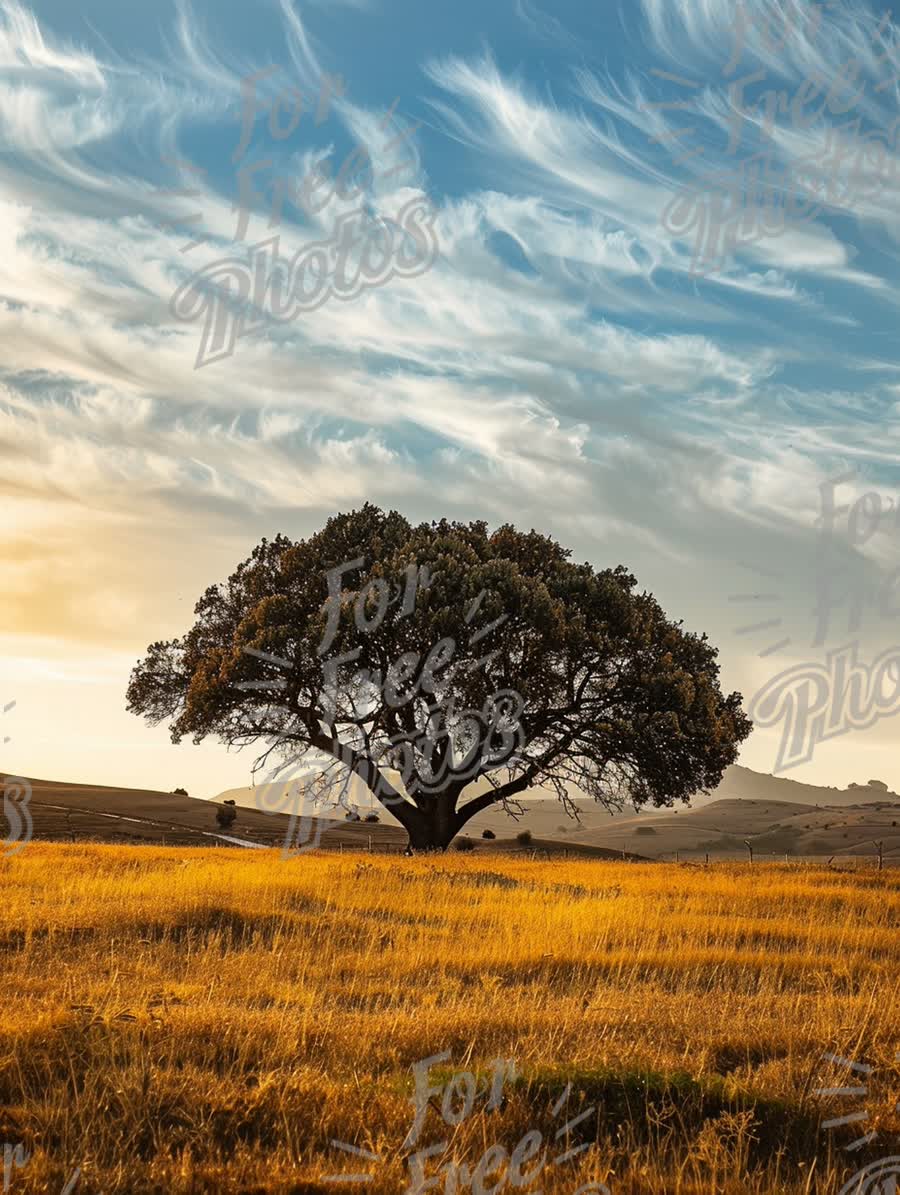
[3,0,900,798]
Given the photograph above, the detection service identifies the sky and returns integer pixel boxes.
[3,0,900,800]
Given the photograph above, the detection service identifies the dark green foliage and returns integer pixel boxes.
[128,504,751,852]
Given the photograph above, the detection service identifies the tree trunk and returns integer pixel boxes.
[403,791,459,852]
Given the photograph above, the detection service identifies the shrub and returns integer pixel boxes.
[345,810,361,821]
[516,830,533,846]
[215,805,237,829]
[481,829,496,839]
[454,837,475,852]
[172,787,188,796]
[364,813,379,823]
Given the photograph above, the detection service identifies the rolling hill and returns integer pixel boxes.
[211,764,900,859]
[6,762,897,862]
[5,775,636,858]
[565,797,900,862]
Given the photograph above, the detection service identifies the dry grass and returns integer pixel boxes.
[0,845,897,1193]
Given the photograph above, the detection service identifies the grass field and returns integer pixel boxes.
[0,846,897,1194]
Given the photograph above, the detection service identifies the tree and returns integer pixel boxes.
[216,804,237,829]
[173,786,189,796]
[127,505,751,853]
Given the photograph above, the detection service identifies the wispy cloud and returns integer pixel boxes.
[2,0,899,793]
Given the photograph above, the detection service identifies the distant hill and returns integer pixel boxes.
[9,775,309,848]
[566,797,900,862]
[5,775,634,858]
[212,764,900,844]
[698,765,898,810]
[10,761,897,861]
[214,772,631,839]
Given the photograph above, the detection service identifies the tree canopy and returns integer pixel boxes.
[127,505,751,850]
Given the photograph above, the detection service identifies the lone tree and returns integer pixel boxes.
[127,505,750,852]
[216,802,237,829]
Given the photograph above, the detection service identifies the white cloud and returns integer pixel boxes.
[2,0,899,794]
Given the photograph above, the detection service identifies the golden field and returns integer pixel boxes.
[0,845,897,1194]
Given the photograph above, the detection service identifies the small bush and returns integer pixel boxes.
[172,787,188,796]
[516,830,533,846]
[363,813,379,823]
[215,805,237,829]
[481,829,496,839]
[455,837,475,852]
